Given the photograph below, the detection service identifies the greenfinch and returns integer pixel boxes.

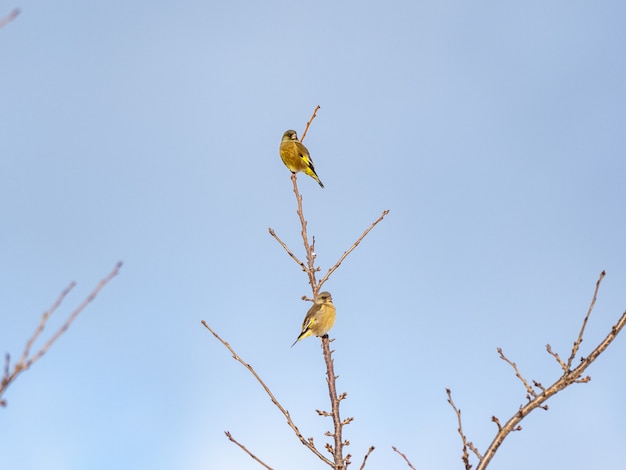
[279,130,324,188]
[291,292,336,347]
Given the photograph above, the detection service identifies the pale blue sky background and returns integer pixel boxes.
[1,1,626,469]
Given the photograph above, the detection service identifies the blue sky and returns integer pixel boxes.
[1,1,626,469]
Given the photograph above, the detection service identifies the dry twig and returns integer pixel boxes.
[225,431,273,470]
[358,446,375,470]
[446,271,626,470]
[392,446,417,470]
[497,348,536,399]
[321,336,351,469]
[566,270,605,370]
[0,8,19,29]
[318,210,390,288]
[446,388,477,469]
[201,321,333,467]
[1,262,123,407]
[300,105,321,143]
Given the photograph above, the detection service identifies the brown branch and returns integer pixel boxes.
[1,262,123,406]
[321,336,348,469]
[497,348,537,398]
[300,105,321,143]
[0,8,19,28]
[567,270,605,369]
[292,173,319,293]
[225,431,273,470]
[318,210,390,288]
[358,446,375,470]
[472,272,626,470]
[545,344,568,372]
[392,446,417,470]
[18,282,77,367]
[202,321,334,467]
[269,174,319,294]
[446,388,476,469]
[267,227,307,272]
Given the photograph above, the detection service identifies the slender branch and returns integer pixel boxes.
[446,389,475,469]
[497,348,537,399]
[567,270,605,370]
[225,431,273,470]
[471,272,626,470]
[392,446,417,470]
[300,105,321,143]
[358,446,375,470]
[292,173,319,293]
[202,321,334,467]
[18,282,77,366]
[321,336,349,469]
[267,227,307,272]
[269,174,319,294]
[1,262,123,406]
[319,210,390,288]
[0,8,19,29]
[545,344,568,372]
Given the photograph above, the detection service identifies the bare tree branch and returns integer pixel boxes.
[446,389,476,469]
[318,210,390,288]
[268,227,307,272]
[497,348,537,399]
[300,105,321,143]
[392,446,417,470]
[1,262,123,407]
[445,271,626,470]
[225,431,273,470]
[201,321,334,467]
[0,8,19,29]
[358,446,375,470]
[321,336,351,469]
[566,270,605,370]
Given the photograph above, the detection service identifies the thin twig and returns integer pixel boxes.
[545,344,568,372]
[1,262,123,406]
[225,431,273,470]
[567,270,605,370]
[474,272,626,470]
[202,321,333,467]
[0,8,19,28]
[292,173,319,293]
[300,105,321,143]
[392,446,417,470]
[318,210,390,288]
[446,389,477,469]
[358,446,375,470]
[267,227,307,272]
[19,282,77,366]
[497,348,537,398]
[321,336,348,469]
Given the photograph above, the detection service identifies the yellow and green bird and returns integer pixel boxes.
[279,130,324,188]
[291,292,336,347]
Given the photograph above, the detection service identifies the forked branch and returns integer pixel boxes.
[1,262,123,407]
[201,321,333,467]
[443,271,626,470]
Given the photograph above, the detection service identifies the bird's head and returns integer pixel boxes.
[316,292,333,304]
[282,130,298,142]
